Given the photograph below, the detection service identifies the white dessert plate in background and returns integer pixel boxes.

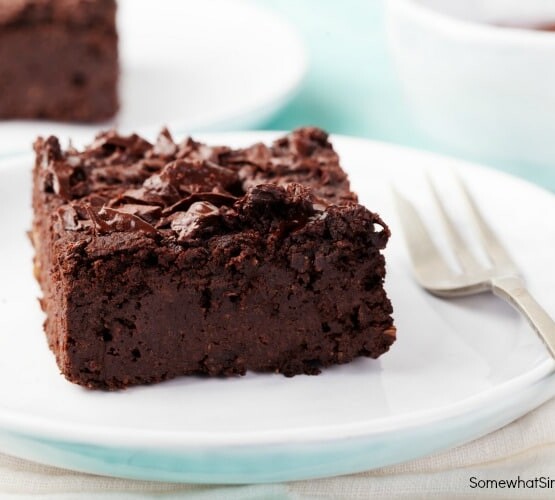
[0,131,554,483]
[0,0,307,153]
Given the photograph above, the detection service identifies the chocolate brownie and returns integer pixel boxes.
[32,127,396,389]
[0,0,118,122]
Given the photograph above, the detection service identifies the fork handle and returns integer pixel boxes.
[491,276,555,359]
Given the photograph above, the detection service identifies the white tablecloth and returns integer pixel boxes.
[2,398,555,499]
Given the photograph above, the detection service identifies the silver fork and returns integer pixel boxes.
[393,175,555,359]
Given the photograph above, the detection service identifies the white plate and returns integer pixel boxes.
[0,0,307,153]
[0,131,554,483]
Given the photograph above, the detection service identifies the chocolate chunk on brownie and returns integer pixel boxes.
[32,127,396,389]
[0,0,118,122]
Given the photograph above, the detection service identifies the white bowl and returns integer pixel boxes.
[386,0,555,168]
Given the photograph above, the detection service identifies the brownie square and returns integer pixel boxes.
[32,127,396,389]
[0,0,118,122]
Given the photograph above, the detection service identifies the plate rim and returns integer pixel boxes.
[117,0,310,132]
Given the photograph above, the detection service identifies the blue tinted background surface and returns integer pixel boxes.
[260,0,555,192]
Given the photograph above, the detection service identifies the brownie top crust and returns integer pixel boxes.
[0,0,116,29]
[34,127,389,251]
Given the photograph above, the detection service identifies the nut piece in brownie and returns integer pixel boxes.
[0,0,118,122]
[32,127,396,389]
